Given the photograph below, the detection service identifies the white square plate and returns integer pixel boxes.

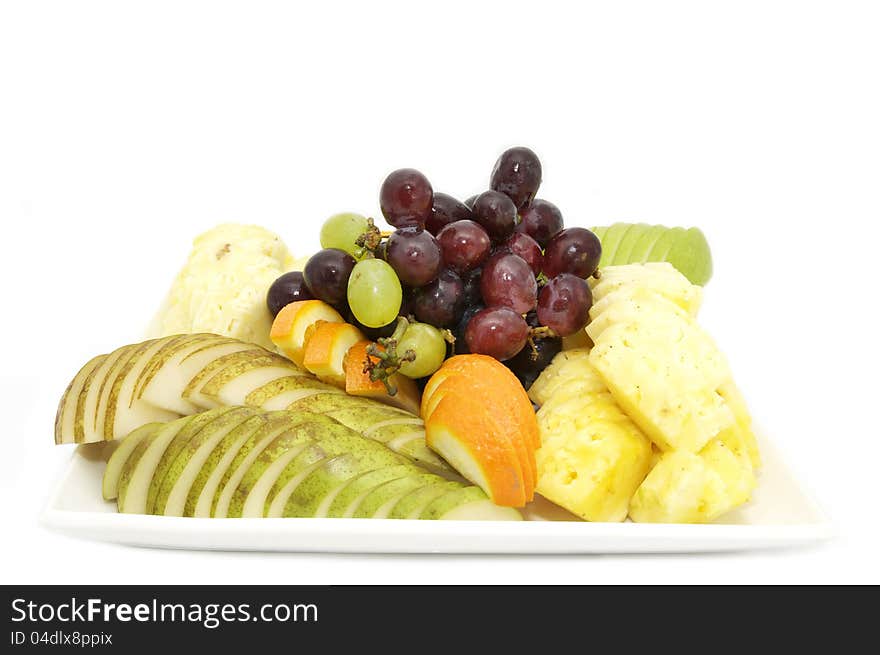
[41,434,831,554]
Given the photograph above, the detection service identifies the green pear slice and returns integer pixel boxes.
[276,438,410,518]
[55,354,106,444]
[231,420,364,518]
[132,334,224,404]
[385,428,426,450]
[75,345,136,443]
[211,412,334,518]
[287,392,413,418]
[93,344,147,442]
[205,365,308,409]
[141,339,259,414]
[244,375,342,410]
[322,465,418,518]
[394,438,455,476]
[144,408,240,514]
[186,412,289,517]
[388,480,464,519]
[117,416,199,514]
[105,337,180,440]
[180,348,270,410]
[361,417,424,437]
[420,486,522,520]
[352,473,443,518]
[364,422,426,444]
[664,227,713,285]
[610,223,650,266]
[628,224,668,264]
[156,410,263,517]
[102,422,162,500]
[596,222,631,268]
[373,478,454,519]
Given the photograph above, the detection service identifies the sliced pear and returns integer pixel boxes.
[278,440,409,518]
[55,354,106,444]
[232,420,369,518]
[75,345,136,443]
[352,473,443,518]
[286,392,413,418]
[243,375,341,409]
[144,408,240,514]
[323,464,418,518]
[117,417,198,514]
[388,480,464,519]
[96,341,162,442]
[211,412,334,517]
[132,334,221,403]
[180,348,269,410]
[157,410,264,517]
[187,413,289,517]
[420,486,522,520]
[102,422,162,500]
[361,417,425,437]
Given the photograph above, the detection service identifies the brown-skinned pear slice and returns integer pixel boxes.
[55,354,106,444]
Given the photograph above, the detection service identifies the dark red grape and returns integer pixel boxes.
[413,269,464,327]
[480,252,538,313]
[450,302,484,355]
[537,273,593,336]
[266,271,314,317]
[385,227,442,287]
[473,191,518,241]
[517,199,564,247]
[379,168,433,228]
[490,147,542,209]
[504,335,563,390]
[463,194,478,210]
[460,268,483,307]
[464,307,529,361]
[302,248,356,306]
[437,219,491,273]
[542,227,602,279]
[500,232,543,274]
[426,192,474,235]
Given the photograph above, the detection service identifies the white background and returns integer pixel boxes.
[1,0,878,584]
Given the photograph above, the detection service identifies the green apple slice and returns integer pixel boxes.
[117,416,199,514]
[663,227,713,286]
[595,222,632,268]
[102,422,162,500]
[186,413,292,517]
[244,375,341,410]
[388,480,464,519]
[55,354,106,444]
[322,465,417,518]
[645,226,685,263]
[610,223,650,266]
[628,224,668,264]
[180,349,269,410]
[211,412,335,518]
[75,345,136,443]
[420,486,522,520]
[278,439,410,518]
[153,408,259,516]
[352,473,442,518]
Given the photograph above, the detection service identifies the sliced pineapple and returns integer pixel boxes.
[590,262,703,316]
[534,356,652,522]
[527,348,598,406]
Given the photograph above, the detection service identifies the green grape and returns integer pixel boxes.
[320,212,370,258]
[347,258,403,328]
[397,321,446,379]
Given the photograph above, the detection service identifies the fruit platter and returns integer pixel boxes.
[43,148,829,553]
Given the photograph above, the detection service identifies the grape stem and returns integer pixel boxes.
[363,317,415,396]
[526,326,558,360]
[355,218,384,256]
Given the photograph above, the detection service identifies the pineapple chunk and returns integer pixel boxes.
[587,287,694,344]
[717,380,761,469]
[590,262,703,316]
[629,438,756,523]
[589,312,735,453]
[534,359,652,522]
[527,348,598,406]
